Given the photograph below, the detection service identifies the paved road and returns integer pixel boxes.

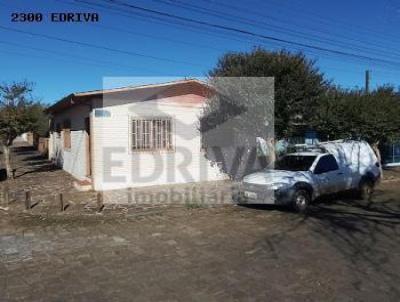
[1,180,400,302]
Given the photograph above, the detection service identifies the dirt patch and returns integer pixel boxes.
[383,166,400,182]
[2,143,400,301]
[1,183,400,301]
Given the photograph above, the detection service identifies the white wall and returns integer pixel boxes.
[15,132,28,143]
[92,97,227,191]
[48,105,90,180]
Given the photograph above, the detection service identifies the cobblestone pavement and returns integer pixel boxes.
[1,144,400,301]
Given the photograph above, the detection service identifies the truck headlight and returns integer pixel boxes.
[270,183,289,191]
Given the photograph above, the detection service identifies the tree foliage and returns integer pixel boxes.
[203,47,400,173]
[0,81,48,179]
[208,48,328,137]
[311,86,400,144]
[200,47,327,178]
[200,77,275,179]
[0,81,47,146]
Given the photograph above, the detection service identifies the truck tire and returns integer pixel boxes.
[359,179,375,201]
[292,189,311,213]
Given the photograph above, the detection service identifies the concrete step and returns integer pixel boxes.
[73,179,93,192]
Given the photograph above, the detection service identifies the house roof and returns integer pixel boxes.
[46,79,212,114]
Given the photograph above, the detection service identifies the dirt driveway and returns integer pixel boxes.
[1,180,400,302]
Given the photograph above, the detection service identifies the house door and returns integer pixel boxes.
[85,117,92,177]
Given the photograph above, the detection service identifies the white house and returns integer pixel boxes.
[47,79,228,191]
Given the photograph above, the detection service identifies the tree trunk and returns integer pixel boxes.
[372,141,383,181]
[1,144,13,179]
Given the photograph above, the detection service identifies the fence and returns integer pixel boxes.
[0,188,104,212]
[26,132,39,147]
[382,143,400,167]
[38,137,49,156]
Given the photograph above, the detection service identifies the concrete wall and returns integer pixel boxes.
[48,104,91,180]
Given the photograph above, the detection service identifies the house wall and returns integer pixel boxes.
[48,104,91,180]
[92,95,227,191]
[14,132,29,143]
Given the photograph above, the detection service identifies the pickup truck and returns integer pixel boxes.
[235,140,381,212]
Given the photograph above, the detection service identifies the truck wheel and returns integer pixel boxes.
[359,179,374,201]
[292,189,310,213]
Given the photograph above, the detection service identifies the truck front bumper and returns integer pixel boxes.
[233,183,294,205]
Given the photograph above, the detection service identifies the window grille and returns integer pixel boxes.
[132,118,172,151]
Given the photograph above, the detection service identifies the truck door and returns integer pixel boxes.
[313,154,346,194]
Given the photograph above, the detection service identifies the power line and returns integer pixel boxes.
[0,25,205,68]
[93,24,225,53]
[2,0,400,83]
[0,0,312,66]
[3,0,400,69]
[55,0,255,53]
[204,0,400,50]
[56,0,228,53]
[98,0,400,68]
[272,0,400,43]
[0,48,134,72]
[66,0,400,75]
[68,0,259,46]
[66,0,332,61]
[0,40,161,73]
[72,0,400,74]
[154,0,400,61]
[5,36,390,80]
[65,0,400,72]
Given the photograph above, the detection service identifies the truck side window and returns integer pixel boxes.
[314,155,339,174]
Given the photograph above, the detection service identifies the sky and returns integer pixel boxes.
[1,0,400,105]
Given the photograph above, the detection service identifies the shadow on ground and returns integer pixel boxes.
[6,145,60,179]
[384,167,400,174]
[241,188,400,296]
[306,195,400,295]
[12,145,37,155]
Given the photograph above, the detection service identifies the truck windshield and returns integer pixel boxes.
[275,155,316,171]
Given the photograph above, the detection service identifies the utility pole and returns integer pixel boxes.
[365,70,370,94]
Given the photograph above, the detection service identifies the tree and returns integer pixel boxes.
[200,77,275,178]
[312,86,400,143]
[0,81,48,179]
[200,48,328,178]
[311,85,400,173]
[208,48,328,137]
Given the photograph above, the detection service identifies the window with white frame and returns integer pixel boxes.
[132,118,173,151]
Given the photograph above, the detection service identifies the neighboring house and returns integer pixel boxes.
[46,79,227,191]
[15,132,36,146]
[14,132,29,143]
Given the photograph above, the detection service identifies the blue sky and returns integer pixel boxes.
[1,0,400,104]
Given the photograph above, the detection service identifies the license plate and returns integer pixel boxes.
[244,191,257,199]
